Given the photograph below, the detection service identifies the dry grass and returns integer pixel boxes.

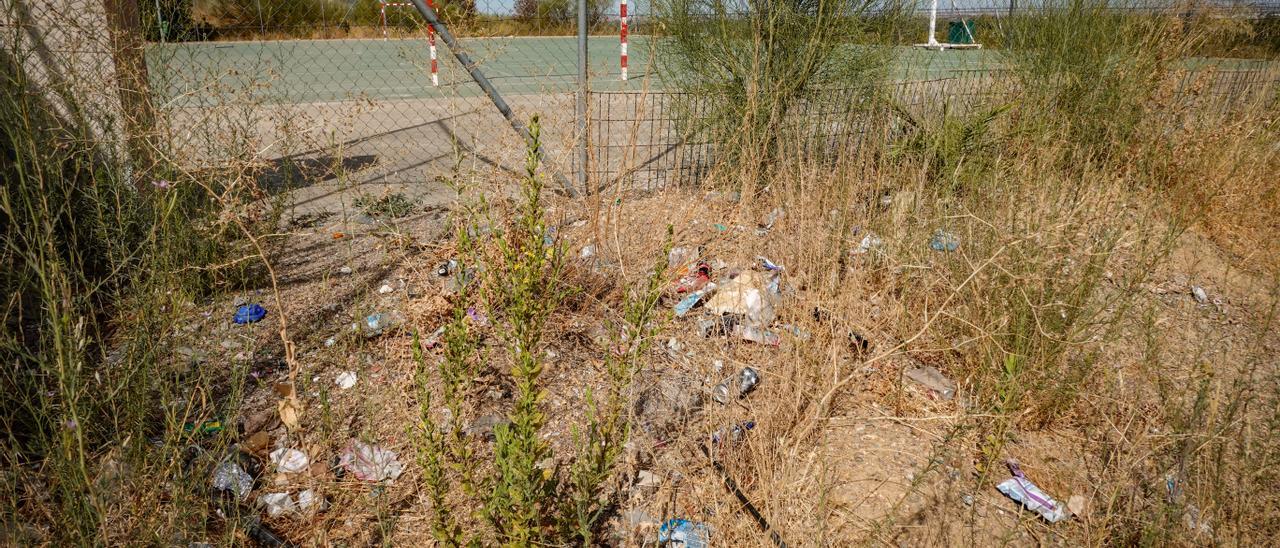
[5,3,1280,546]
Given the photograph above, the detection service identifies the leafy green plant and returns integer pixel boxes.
[1,37,248,543]
[480,117,567,544]
[563,226,673,543]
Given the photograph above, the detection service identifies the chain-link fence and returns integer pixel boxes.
[145,0,635,212]
[590,67,1279,190]
[14,1,1274,210]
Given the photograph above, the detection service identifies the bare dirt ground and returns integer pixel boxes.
[165,177,1279,546]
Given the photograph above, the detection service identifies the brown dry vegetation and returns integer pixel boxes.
[87,76,1279,545]
[4,2,1280,547]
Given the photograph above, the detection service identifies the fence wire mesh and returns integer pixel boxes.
[143,0,635,212]
[12,0,1275,208]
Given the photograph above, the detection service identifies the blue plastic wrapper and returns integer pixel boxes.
[674,285,715,317]
[997,477,1069,523]
[658,519,710,548]
[233,304,267,324]
[929,230,960,252]
[757,256,784,271]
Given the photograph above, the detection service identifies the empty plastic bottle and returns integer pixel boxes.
[712,367,760,404]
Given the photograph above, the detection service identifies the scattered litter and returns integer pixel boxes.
[335,371,357,390]
[338,266,352,275]
[623,509,659,529]
[269,448,310,474]
[332,232,345,239]
[636,470,661,490]
[421,325,447,348]
[849,330,870,353]
[324,337,336,347]
[712,367,760,404]
[437,259,457,277]
[570,219,588,228]
[674,262,712,293]
[697,317,720,337]
[852,232,884,255]
[258,492,298,517]
[733,324,780,346]
[580,245,596,259]
[996,460,1069,523]
[1191,285,1208,304]
[710,421,755,445]
[378,284,394,294]
[699,314,739,338]
[339,440,404,482]
[713,223,728,232]
[674,284,717,317]
[665,338,683,357]
[297,489,325,515]
[659,518,711,548]
[757,256,784,271]
[233,304,267,324]
[668,246,699,268]
[212,461,253,500]
[363,311,405,337]
[1165,470,1183,502]
[904,364,956,400]
[778,323,809,340]
[760,207,785,229]
[929,229,960,252]
[1183,503,1213,536]
[705,271,779,327]
[184,419,224,436]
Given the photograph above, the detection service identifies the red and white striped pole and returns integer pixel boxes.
[380,2,389,41]
[381,1,437,86]
[427,0,438,86]
[619,0,628,81]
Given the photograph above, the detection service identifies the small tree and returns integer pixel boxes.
[517,0,611,26]
[655,0,906,179]
[208,0,347,32]
[515,0,539,21]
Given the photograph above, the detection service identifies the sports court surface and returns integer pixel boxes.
[149,35,1273,104]
[148,36,1038,104]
